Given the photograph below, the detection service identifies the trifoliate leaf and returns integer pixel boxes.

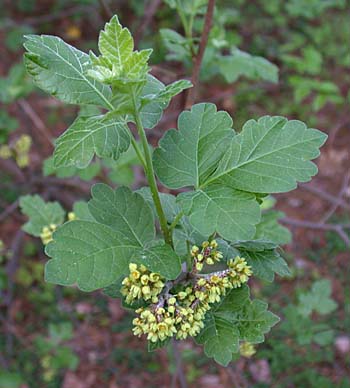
[53,114,130,168]
[88,184,155,246]
[177,185,261,242]
[255,210,292,245]
[133,243,182,280]
[196,313,239,366]
[23,35,112,108]
[153,103,234,189]
[20,195,65,237]
[297,279,338,317]
[219,49,279,84]
[45,220,139,291]
[206,116,327,193]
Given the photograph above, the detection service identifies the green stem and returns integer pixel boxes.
[131,91,173,247]
[177,4,195,56]
[169,211,184,231]
[130,136,147,171]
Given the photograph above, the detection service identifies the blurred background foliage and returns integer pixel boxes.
[0,0,349,387]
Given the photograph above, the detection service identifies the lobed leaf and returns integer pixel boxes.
[227,299,280,343]
[255,210,292,245]
[98,15,134,72]
[196,314,239,366]
[45,220,138,291]
[207,116,327,193]
[178,186,261,242]
[219,49,279,84]
[90,15,152,85]
[53,114,130,168]
[20,195,65,237]
[140,75,168,129]
[23,35,112,108]
[88,184,155,246]
[142,79,192,105]
[132,243,182,280]
[233,240,290,282]
[153,103,234,189]
[297,279,338,317]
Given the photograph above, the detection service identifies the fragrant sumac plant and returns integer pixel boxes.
[21,14,327,366]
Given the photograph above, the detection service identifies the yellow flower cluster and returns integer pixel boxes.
[132,292,207,342]
[228,256,253,288]
[40,224,57,245]
[239,342,256,357]
[191,239,223,271]
[121,263,165,304]
[130,252,252,343]
[0,135,32,168]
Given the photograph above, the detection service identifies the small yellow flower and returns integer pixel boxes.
[0,145,12,159]
[68,212,76,221]
[240,342,256,357]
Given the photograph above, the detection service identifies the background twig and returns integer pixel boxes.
[185,0,215,108]
[171,339,187,388]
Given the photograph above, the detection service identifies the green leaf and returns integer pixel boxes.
[98,15,134,72]
[133,243,182,280]
[20,195,65,237]
[255,210,292,245]
[140,75,167,129]
[297,279,338,317]
[0,372,24,388]
[0,63,34,104]
[23,35,112,108]
[148,337,171,352]
[88,184,155,246]
[178,186,261,242]
[214,284,251,314]
[234,243,291,282]
[228,299,280,343]
[142,79,192,104]
[43,156,101,180]
[53,114,130,168]
[160,28,190,62]
[206,116,327,193]
[233,240,278,251]
[196,313,239,366]
[153,103,234,189]
[89,15,152,84]
[137,187,181,224]
[72,201,95,221]
[172,216,206,256]
[104,142,140,185]
[219,49,278,84]
[45,220,139,291]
